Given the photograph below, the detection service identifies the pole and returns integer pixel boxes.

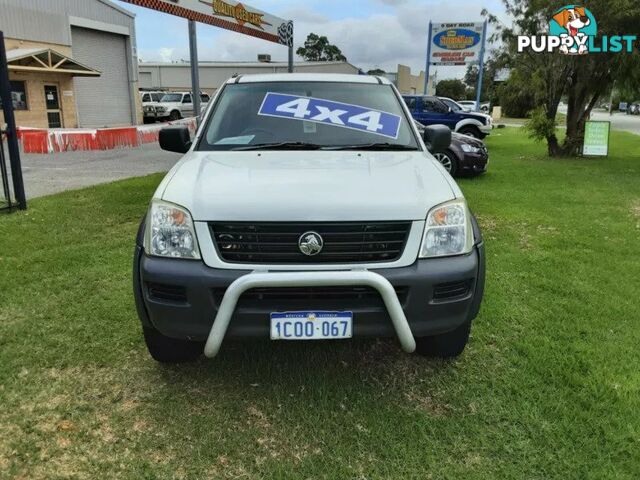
[0,31,26,209]
[424,21,433,94]
[475,20,488,112]
[288,44,294,73]
[608,80,615,116]
[188,20,201,126]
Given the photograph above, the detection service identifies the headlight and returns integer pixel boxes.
[145,200,200,259]
[460,143,482,154]
[419,199,473,258]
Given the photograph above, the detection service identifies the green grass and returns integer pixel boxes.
[500,112,567,126]
[1,128,639,479]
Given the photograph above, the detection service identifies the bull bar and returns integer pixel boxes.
[203,270,417,358]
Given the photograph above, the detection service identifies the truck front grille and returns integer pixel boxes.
[209,221,412,264]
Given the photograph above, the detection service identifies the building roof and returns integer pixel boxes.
[139,60,360,69]
[7,48,101,77]
[228,73,391,85]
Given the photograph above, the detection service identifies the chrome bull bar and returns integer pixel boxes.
[203,270,416,358]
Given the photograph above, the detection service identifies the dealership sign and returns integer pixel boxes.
[583,121,610,156]
[428,22,485,65]
[120,0,293,46]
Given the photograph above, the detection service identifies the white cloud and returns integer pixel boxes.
[136,0,507,79]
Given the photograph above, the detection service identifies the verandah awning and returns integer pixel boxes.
[6,48,101,77]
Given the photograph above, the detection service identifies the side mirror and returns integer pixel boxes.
[159,126,191,154]
[423,124,451,153]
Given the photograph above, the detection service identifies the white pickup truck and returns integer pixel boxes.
[155,91,210,121]
[133,73,485,363]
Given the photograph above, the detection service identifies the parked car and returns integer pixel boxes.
[457,100,490,113]
[440,97,493,128]
[627,102,640,115]
[133,73,485,363]
[403,95,492,139]
[155,92,211,121]
[414,121,488,177]
[140,91,165,124]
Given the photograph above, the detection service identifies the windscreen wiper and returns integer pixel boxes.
[325,143,420,151]
[232,141,323,151]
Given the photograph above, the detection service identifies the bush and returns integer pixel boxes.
[498,78,537,118]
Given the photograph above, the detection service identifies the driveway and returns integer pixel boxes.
[7,143,181,199]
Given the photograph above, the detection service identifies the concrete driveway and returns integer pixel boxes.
[9,143,181,199]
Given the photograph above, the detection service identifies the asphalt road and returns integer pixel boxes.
[559,107,640,135]
[5,143,181,199]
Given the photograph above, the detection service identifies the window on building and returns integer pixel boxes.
[0,81,28,110]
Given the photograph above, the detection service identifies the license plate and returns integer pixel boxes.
[270,311,353,340]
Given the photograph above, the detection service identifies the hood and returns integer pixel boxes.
[160,151,457,222]
[451,132,485,147]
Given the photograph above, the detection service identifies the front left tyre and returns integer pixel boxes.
[414,319,471,358]
[143,326,204,363]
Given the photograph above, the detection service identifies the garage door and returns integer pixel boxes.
[72,27,133,127]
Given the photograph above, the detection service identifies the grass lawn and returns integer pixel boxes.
[1,128,639,479]
[500,112,567,126]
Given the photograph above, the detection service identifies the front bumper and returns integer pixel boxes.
[133,238,485,356]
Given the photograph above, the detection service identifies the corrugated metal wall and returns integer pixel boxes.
[0,0,135,46]
[0,0,139,127]
[72,27,132,127]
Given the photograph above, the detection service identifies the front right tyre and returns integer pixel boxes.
[432,150,459,176]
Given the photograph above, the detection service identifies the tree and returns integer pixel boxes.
[463,63,495,102]
[367,68,386,76]
[485,0,640,156]
[435,79,467,100]
[296,33,347,62]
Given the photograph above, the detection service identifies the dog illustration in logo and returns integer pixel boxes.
[553,6,591,54]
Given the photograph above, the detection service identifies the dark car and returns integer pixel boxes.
[415,121,488,176]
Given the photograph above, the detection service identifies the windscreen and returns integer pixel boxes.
[161,93,182,102]
[198,82,419,151]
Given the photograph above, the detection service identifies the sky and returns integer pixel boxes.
[114,0,507,79]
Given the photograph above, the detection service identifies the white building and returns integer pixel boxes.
[139,60,362,94]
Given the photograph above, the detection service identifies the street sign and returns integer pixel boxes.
[583,121,610,156]
[120,0,294,46]
[582,122,611,157]
[428,22,485,66]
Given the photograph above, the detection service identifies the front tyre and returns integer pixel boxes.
[143,326,203,363]
[457,125,482,139]
[433,150,459,176]
[414,320,471,358]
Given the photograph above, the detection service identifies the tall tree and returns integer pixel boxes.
[435,79,467,100]
[485,0,640,156]
[296,33,347,62]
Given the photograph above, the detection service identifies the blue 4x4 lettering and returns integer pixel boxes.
[259,93,401,139]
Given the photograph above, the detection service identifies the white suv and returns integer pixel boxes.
[133,74,485,363]
[155,92,210,121]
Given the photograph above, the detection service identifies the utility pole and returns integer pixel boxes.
[188,20,201,126]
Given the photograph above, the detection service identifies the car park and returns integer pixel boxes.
[155,91,211,121]
[414,121,489,176]
[457,100,490,113]
[403,95,492,139]
[133,73,485,363]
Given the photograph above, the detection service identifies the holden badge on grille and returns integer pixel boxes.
[298,231,323,256]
